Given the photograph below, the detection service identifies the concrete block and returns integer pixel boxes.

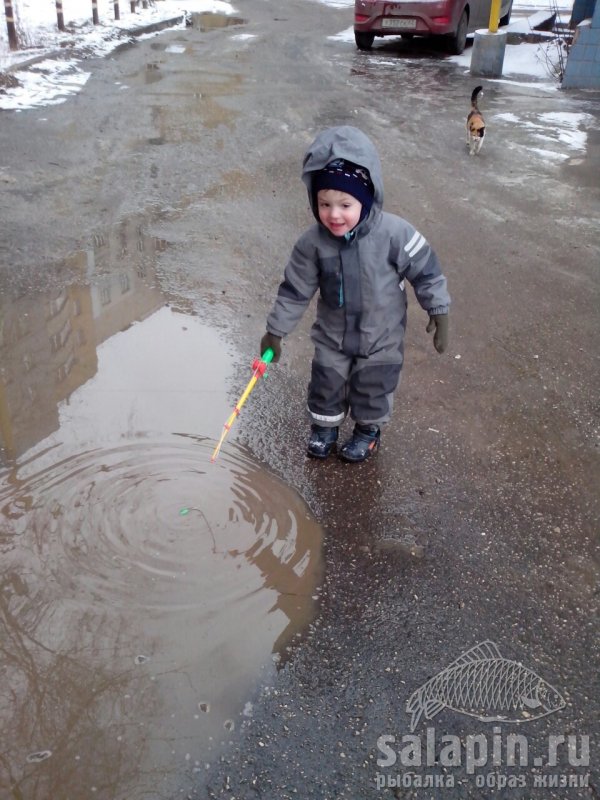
[470,29,508,77]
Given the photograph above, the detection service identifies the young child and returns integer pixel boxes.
[260,126,450,463]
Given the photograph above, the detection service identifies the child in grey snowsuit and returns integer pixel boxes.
[260,126,450,463]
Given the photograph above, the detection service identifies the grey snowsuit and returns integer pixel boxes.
[266,126,450,428]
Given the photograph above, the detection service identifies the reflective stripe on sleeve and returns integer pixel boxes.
[404,232,426,258]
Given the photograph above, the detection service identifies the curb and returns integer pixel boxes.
[122,14,185,37]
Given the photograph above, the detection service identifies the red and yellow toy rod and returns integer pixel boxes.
[210,348,275,462]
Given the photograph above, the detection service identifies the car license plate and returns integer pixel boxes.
[381,17,417,28]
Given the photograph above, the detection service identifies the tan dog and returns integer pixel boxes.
[466,86,485,156]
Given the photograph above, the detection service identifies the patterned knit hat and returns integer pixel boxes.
[313,159,374,218]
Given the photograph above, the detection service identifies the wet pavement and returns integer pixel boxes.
[0,0,599,798]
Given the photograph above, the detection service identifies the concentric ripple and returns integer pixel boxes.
[0,435,323,799]
[2,436,321,608]
[14,445,201,602]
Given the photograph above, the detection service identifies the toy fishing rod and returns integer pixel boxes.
[210,348,274,462]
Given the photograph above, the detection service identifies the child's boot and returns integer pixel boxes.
[307,424,339,459]
[339,424,380,463]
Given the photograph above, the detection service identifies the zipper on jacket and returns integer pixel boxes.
[339,231,355,308]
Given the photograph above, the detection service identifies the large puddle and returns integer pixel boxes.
[0,228,323,799]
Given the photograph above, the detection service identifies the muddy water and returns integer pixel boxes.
[190,12,247,32]
[0,240,323,798]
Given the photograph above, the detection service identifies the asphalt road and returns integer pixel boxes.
[1,0,599,797]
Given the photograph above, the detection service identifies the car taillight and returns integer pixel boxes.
[431,15,451,23]
[355,13,369,21]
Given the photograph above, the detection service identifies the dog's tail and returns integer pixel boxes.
[471,85,483,109]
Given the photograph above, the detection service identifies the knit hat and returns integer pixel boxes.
[312,159,374,220]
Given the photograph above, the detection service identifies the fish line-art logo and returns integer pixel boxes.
[406,641,565,732]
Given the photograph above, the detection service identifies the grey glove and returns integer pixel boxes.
[260,332,282,363]
[426,314,449,354]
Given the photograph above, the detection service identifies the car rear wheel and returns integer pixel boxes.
[355,31,375,50]
[446,9,468,54]
[500,1,512,25]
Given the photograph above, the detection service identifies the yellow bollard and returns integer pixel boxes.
[488,0,502,32]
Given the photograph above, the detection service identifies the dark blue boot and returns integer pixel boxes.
[307,425,339,459]
[339,424,380,463]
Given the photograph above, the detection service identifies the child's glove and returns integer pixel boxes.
[260,332,282,363]
[426,314,449,354]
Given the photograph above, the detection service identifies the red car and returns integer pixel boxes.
[354,0,513,54]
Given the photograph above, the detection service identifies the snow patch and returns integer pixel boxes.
[494,111,590,154]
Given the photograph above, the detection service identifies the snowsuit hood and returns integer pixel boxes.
[302,126,384,229]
